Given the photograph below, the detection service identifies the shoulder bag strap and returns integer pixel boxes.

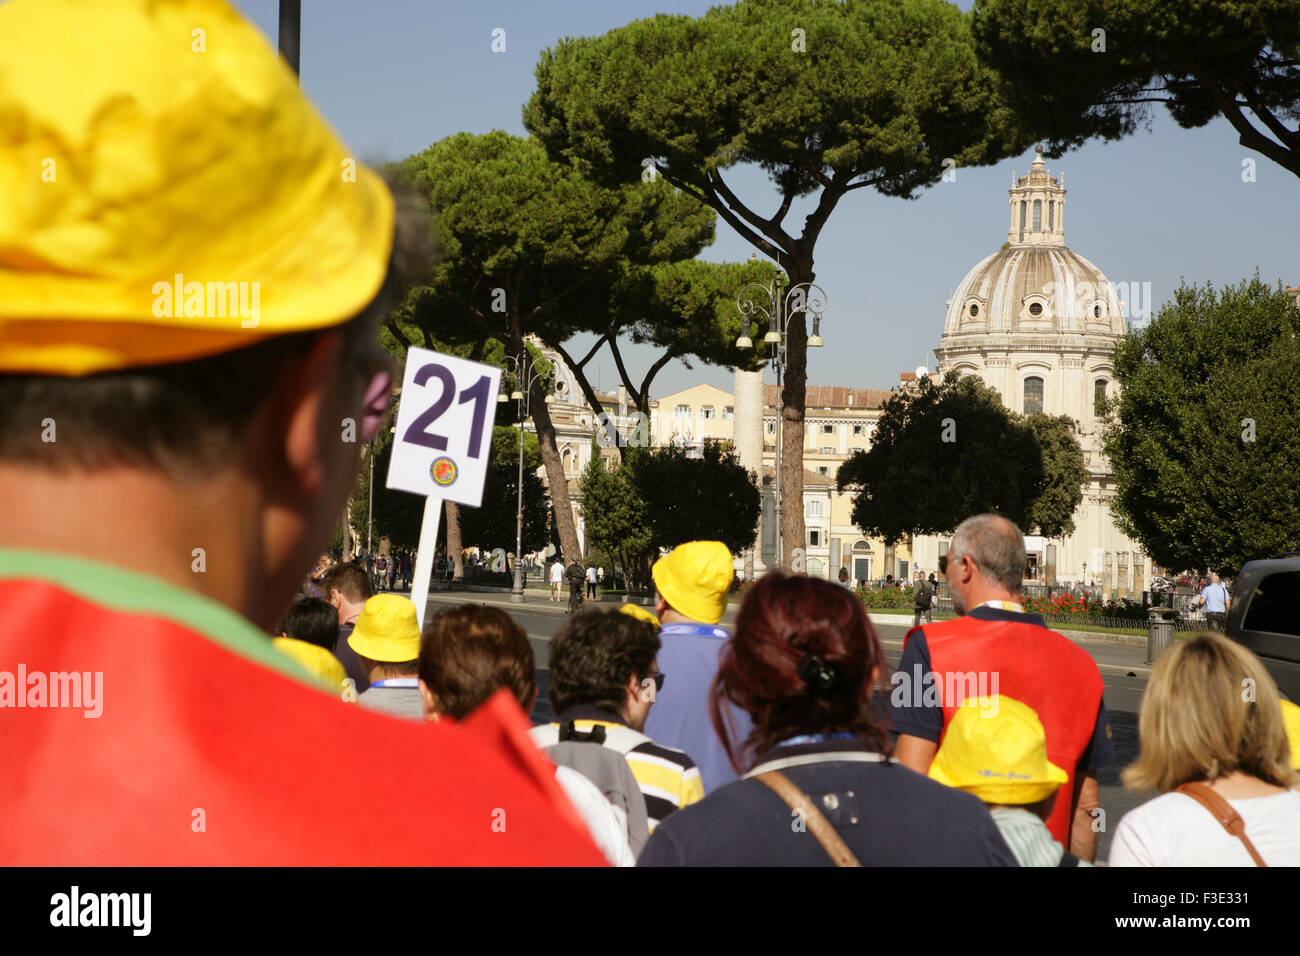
[754,770,862,868]
[1174,782,1268,867]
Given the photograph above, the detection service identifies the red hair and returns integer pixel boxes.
[710,571,890,772]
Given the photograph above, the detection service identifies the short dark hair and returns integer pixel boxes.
[322,561,371,604]
[278,596,339,650]
[419,605,535,718]
[548,609,660,715]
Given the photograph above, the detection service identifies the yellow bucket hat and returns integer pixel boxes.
[272,637,348,694]
[348,594,422,663]
[651,541,733,625]
[0,0,394,375]
[618,603,661,629]
[928,695,1070,805]
[1280,699,1300,771]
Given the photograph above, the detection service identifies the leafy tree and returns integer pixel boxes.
[579,454,655,590]
[1023,413,1089,538]
[973,0,1300,178]
[836,371,1066,543]
[458,426,549,558]
[395,130,720,561]
[527,0,1028,564]
[349,432,425,550]
[631,442,762,556]
[1103,276,1300,573]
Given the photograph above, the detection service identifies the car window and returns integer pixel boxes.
[1241,571,1300,637]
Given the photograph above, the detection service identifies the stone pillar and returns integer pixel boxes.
[734,367,766,572]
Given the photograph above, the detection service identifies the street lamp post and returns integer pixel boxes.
[736,276,827,569]
[499,352,554,602]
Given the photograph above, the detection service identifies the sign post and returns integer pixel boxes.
[386,347,501,628]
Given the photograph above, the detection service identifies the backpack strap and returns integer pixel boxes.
[754,770,862,867]
[1174,783,1268,867]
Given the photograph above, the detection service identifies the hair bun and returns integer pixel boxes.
[797,653,841,698]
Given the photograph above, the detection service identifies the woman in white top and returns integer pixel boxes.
[1110,632,1300,866]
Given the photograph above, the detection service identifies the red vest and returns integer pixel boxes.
[0,577,604,865]
[909,614,1105,845]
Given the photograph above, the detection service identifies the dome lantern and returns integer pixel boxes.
[1007,145,1066,248]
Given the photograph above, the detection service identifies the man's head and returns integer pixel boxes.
[0,0,431,631]
[1210,573,1221,585]
[347,594,422,682]
[278,596,339,651]
[322,562,372,625]
[944,514,1026,614]
[418,605,536,721]
[651,541,733,625]
[549,609,661,732]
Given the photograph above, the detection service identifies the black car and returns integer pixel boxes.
[1225,554,1300,701]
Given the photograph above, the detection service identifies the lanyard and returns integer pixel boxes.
[369,678,419,688]
[979,600,1024,613]
[659,623,730,640]
[777,733,858,747]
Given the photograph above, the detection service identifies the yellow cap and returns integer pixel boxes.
[928,695,1070,805]
[1281,699,1300,771]
[272,637,348,693]
[651,541,733,625]
[618,603,661,628]
[348,594,421,663]
[0,0,394,374]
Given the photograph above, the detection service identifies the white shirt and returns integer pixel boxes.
[549,562,564,584]
[1109,788,1300,866]
[554,767,636,867]
[586,566,597,583]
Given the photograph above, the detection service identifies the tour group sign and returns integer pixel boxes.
[386,347,502,624]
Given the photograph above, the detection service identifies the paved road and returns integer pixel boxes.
[421,589,1150,863]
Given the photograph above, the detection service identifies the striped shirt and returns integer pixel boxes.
[552,706,704,829]
[990,807,1090,867]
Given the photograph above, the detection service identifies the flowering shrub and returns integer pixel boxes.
[1022,592,1150,623]
[855,585,914,609]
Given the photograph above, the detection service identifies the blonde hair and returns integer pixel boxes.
[1123,632,1298,793]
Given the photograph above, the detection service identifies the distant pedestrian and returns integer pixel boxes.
[586,563,598,600]
[911,571,934,627]
[565,559,586,613]
[550,558,564,602]
[374,554,388,592]
[1110,633,1300,866]
[1196,573,1230,632]
[838,566,851,587]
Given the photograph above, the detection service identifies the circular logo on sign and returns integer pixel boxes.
[431,457,458,486]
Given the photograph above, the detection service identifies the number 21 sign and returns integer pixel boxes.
[385,347,502,507]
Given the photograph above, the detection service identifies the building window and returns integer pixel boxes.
[700,405,716,420]
[766,422,775,434]
[969,302,979,317]
[820,445,834,454]
[806,500,824,518]
[723,406,734,420]
[1094,379,1108,416]
[674,404,690,419]
[1094,304,1102,318]
[852,424,864,436]
[821,424,834,435]
[1028,301,1043,317]
[1033,199,1042,232]
[1023,376,1044,415]
[1019,201,1026,241]
[1048,201,1054,232]
[808,530,822,547]
[817,466,829,476]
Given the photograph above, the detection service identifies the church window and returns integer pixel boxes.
[1094,304,1102,318]
[1023,377,1044,415]
[969,303,979,317]
[1048,201,1054,232]
[1028,302,1043,317]
[1094,379,1108,416]
[1033,200,1042,232]
[1019,201,1026,241]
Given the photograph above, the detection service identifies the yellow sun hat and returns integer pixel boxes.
[0,0,394,375]
[928,695,1070,805]
[348,594,422,663]
[618,603,661,629]
[272,637,348,694]
[1280,699,1300,771]
[651,541,733,625]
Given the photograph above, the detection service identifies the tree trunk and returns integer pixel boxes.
[445,500,463,582]
[528,378,583,564]
[779,269,811,570]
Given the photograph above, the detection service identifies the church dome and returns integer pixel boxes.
[941,147,1126,338]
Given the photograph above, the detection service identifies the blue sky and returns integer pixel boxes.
[234,0,1300,397]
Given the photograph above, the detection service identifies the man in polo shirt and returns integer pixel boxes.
[889,514,1114,862]
[1196,573,1231,632]
[643,541,754,792]
[353,595,424,720]
[0,0,602,865]
[323,561,373,693]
